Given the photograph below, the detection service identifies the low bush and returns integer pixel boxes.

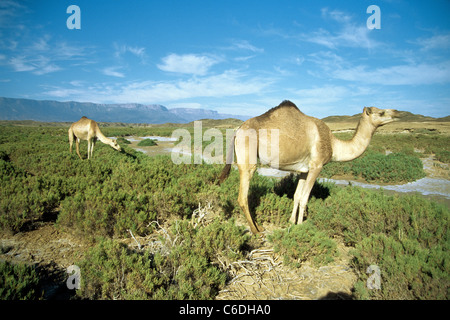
[0,261,42,300]
[76,218,250,300]
[351,234,449,300]
[321,151,426,183]
[116,137,131,145]
[307,184,450,300]
[435,150,450,163]
[137,139,157,146]
[308,185,448,247]
[269,222,338,267]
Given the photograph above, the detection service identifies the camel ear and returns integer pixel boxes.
[364,107,372,116]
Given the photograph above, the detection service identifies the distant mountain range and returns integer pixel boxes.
[0,97,250,124]
[0,97,448,124]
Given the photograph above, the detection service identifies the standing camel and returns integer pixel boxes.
[219,100,399,234]
[69,116,122,160]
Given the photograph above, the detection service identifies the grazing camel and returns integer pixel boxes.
[219,100,399,234]
[68,116,121,160]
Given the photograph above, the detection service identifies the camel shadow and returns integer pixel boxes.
[273,173,331,200]
[121,148,137,160]
[220,172,331,221]
[318,291,355,300]
[244,173,331,222]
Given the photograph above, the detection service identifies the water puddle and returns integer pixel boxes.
[320,177,450,199]
[121,136,176,157]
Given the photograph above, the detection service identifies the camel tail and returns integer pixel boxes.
[218,132,236,184]
[218,164,232,184]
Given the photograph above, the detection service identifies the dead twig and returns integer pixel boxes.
[127,229,141,250]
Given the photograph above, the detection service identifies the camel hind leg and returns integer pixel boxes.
[69,128,74,154]
[237,163,264,234]
[75,138,83,160]
[235,127,264,234]
[87,138,92,159]
[90,138,96,159]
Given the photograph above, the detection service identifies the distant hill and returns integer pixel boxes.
[322,110,449,123]
[0,97,250,124]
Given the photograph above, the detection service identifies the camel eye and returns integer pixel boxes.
[380,111,385,117]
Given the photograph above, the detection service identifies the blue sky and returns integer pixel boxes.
[1,0,449,118]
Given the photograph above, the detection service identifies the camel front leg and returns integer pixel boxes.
[237,163,264,234]
[289,172,307,224]
[292,166,322,225]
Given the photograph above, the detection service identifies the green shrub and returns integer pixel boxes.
[435,150,450,163]
[269,222,338,267]
[116,137,131,145]
[0,261,42,299]
[76,239,165,299]
[255,193,292,227]
[76,218,249,300]
[307,184,450,300]
[308,185,449,247]
[137,139,157,146]
[321,151,426,183]
[351,234,449,300]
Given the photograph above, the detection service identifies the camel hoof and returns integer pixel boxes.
[250,224,265,234]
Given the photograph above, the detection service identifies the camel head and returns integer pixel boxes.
[111,140,122,152]
[363,106,400,127]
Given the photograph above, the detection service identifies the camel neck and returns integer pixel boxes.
[331,117,376,162]
[95,130,112,144]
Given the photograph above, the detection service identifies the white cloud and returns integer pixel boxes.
[9,56,35,72]
[33,63,61,75]
[231,40,264,53]
[102,66,125,78]
[157,53,219,75]
[293,85,354,116]
[43,69,272,104]
[5,34,91,75]
[0,0,27,28]
[333,61,450,85]
[114,43,146,60]
[308,50,450,86]
[9,55,62,75]
[117,70,268,102]
[300,8,380,50]
[411,33,450,51]
[31,35,51,52]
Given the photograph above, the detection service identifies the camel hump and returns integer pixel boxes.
[279,100,298,109]
[81,116,88,119]
[258,100,302,120]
